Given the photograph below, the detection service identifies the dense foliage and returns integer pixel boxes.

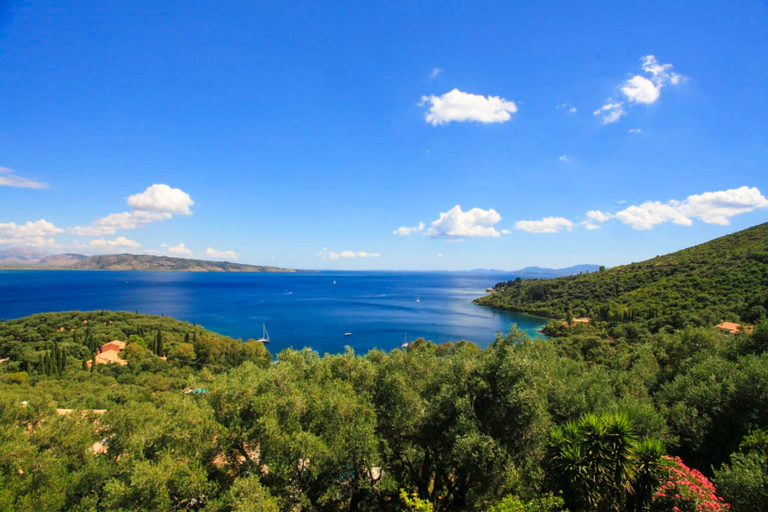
[1,307,767,511]
[476,222,768,331]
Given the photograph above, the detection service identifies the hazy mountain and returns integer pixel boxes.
[69,254,295,272]
[0,249,295,272]
[510,264,601,277]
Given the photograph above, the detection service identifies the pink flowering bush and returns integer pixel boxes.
[651,456,729,512]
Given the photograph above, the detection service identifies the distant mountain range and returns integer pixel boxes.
[0,248,295,272]
[510,264,602,277]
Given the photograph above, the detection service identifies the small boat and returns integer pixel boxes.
[401,332,409,349]
[344,332,352,336]
[256,323,270,343]
[415,297,421,303]
[333,280,337,285]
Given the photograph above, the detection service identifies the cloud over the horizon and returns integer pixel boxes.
[0,166,49,189]
[317,248,381,260]
[72,184,194,236]
[420,89,517,126]
[615,186,768,230]
[205,247,239,260]
[515,216,574,233]
[427,205,502,238]
[88,236,141,248]
[162,242,192,255]
[393,222,425,236]
[595,55,684,124]
[0,219,63,247]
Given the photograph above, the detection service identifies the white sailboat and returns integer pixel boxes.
[257,323,270,343]
[415,297,421,303]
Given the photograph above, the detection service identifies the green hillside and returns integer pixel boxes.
[476,222,768,329]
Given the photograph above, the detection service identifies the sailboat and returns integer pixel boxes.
[415,297,421,303]
[256,323,270,343]
[333,280,337,285]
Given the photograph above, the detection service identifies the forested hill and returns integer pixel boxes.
[70,254,296,272]
[476,221,768,329]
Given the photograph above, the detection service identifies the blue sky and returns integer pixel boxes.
[1,1,766,270]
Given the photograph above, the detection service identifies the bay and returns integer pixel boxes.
[0,270,548,354]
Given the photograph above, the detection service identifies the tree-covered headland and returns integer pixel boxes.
[1,223,768,511]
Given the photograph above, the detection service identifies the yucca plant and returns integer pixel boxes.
[546,412,663,512]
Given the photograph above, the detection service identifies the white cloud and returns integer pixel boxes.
[677,186,768,225]
[430,68,442,79]
[615,186,768,230]
[582,222,601,230]
[318,248,380,260]
[557,103,577,113]
[72,184,193,236]
[593,101,625,124]
[205,247,239,260]
[641,55,683,85]
[559,154,569,163]
[420,89,518,126]
[586,210,613,223]
[127,184,194,215]
[515,217,574,234]
[436,253,443,258]
[162,242,192,255]
[596,55,684,125]
[621,75,660,105]
[500,229,511,235]
[616,202,693,230]
[0,166,49,189]
[0,219,63,246]
[393,222,425,236]
[628,128,642,134]
[427,205,502,238]
[88,236,141,248]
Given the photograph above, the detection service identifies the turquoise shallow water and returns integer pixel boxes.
[0,270,548,354]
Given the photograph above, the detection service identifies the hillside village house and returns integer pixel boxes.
[716,322,754,335]
[86,340,127,367]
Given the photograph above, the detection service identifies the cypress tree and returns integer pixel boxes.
[156,331,164,356]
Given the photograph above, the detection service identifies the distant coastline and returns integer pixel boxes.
[0,252,298,273]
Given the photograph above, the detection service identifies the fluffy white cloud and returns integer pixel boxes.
[317,248,381,260]
[621,75,660,105]
[427,205,502,238]
[436,253,443,258]
[641,55,683,85]
[88,236,141,248]
[420,89,518,126]
[430,68,442,78]
[677,186,768,225]
[393,222,425,236]
[0,219,63,246]
[616,202,693,230]
[628,128,642,134]
[162,242,192,255]
[586,210,613,223]
[0,166,49,189]
[205,248,239,260]
[595,55,683,125]
[515,217,574,234]
[71,211,171,236]
[615,186,768,230]
[72,184,193,236]
[557,103,577,113]
[593,102,625,124]
[127,184,194,215]
[559,154,569,163]
[500,229,511,235]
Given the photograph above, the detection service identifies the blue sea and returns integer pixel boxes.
[0,270,548,354]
